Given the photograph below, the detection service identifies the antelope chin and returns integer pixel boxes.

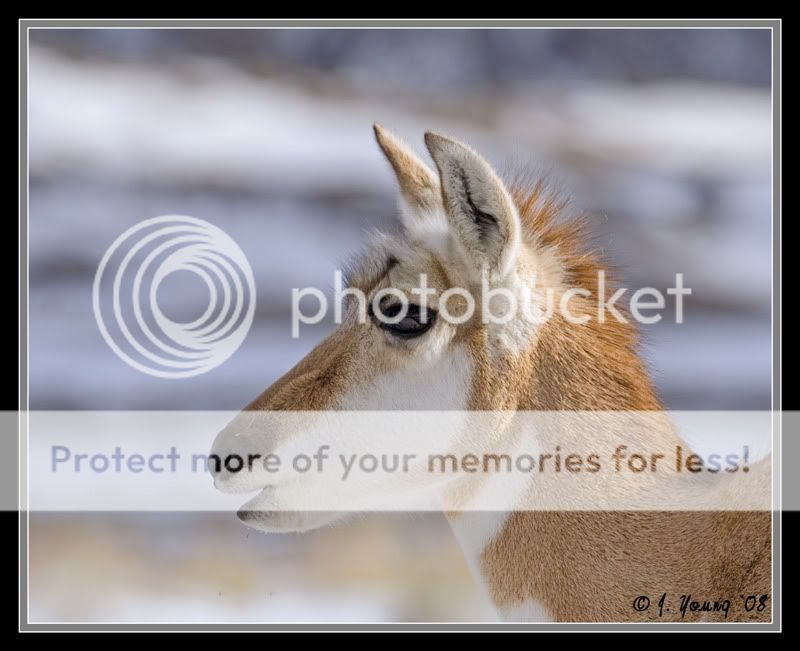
[235,486,338,533]
[236,508,332,534]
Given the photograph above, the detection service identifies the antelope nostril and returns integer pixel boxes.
[210,448,242,478]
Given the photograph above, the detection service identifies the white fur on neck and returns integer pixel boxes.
[446,423,549,622]
[498,601,553,623]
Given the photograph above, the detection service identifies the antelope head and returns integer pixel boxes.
[209,125,654,532]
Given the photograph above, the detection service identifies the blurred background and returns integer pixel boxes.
[27,28,772,622]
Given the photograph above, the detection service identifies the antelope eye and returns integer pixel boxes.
[373,303,436,339]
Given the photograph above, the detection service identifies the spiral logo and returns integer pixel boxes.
[93,215,256,379]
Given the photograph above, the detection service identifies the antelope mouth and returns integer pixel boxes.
[235,485,277,519]
[213,470,275,495]
[233,485,332,534]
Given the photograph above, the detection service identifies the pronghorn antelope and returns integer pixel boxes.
[211,126,771,622]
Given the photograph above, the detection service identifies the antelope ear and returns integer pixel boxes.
[424,132,521,279]
[373,123,441,228]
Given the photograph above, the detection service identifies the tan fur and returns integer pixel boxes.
[244,326,358,412]
[374,123,440,215]
[228,129,771,622]
[465,183,771,622]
